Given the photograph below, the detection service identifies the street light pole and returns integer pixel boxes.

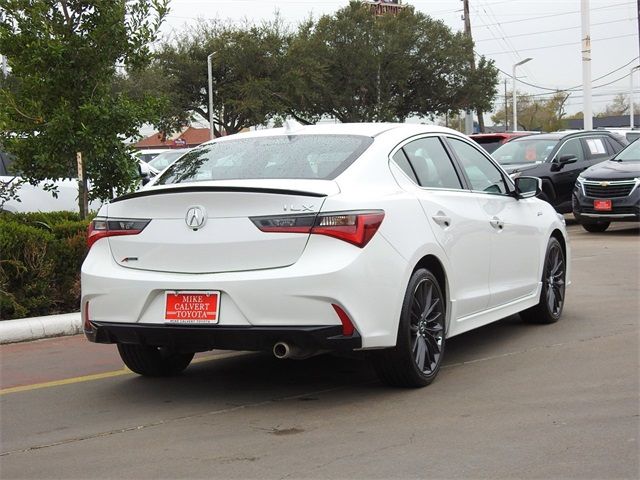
[512,57,532,132]
[631,66,640,128]
[207,53,215,140]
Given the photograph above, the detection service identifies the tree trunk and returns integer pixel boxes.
[476,108,485,133]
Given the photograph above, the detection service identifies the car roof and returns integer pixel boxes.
[470,132,536,138]
[201,123,462,145]
[509,130,618,142]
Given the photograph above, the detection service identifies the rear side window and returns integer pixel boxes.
[392,149,419,183]
[156,135,373,185]
[402,137,463,189]
[582,137,610,160]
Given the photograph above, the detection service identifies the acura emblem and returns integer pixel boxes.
[185,206,206,229]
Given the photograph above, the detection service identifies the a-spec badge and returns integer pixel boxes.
[185,206,207,230]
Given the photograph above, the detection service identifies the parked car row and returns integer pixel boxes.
[482,129,636,233]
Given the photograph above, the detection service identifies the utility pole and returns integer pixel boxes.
[207,53,215,140]
[504,78,508,131]
[462,0,483,133]
[581,0,593,130]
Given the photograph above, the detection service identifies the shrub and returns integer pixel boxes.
[0,212,91,319]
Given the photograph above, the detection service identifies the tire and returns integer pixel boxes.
[581,221,610,233]
[372,268,446,388]
[117,343,194,377]
[520,237,566,324]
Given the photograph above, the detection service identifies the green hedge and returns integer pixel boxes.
[0,212,91,320]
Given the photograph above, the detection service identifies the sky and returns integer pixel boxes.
[159,0,639,121]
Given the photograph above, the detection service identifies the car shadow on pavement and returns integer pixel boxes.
[98,314,537,405]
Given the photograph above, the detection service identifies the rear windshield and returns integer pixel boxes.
[472,138,503,153]
[492,138,558,164]
[156,135,373,185]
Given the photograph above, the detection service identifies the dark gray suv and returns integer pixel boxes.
[491,131,627,213]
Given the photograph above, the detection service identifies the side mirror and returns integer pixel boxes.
[515,176,542,199]
[551,154,578,171]
[138,162,152,186]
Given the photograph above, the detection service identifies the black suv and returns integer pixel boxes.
[573,139,640,232]
[491,131,627,213]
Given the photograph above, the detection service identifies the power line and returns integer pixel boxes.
[476,1,634,28]
[494,57,640,93]
[474,17,634,43]
[483,33,637,56]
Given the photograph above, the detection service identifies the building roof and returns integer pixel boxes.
[135,127,211,150]
[567,115,639,129]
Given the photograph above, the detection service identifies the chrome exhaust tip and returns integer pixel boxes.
[273,341,291,359]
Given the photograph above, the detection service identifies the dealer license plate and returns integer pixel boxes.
[165,291,220,324]
[593,199,612,211]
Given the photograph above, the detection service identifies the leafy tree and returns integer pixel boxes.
[154,18,288,137]
[491,91,569,132]
[0,0,169,217]
[145,1,498,132]
[285,1,498,123]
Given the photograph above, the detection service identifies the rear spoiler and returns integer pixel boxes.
[111,185,328,203]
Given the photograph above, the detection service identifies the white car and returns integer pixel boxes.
[0,150,102,213]
[81,123,569,387]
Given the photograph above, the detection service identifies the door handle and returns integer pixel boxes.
[490,216,504,230]
[432,212,451,228]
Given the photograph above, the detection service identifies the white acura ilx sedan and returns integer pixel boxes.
[81,123,569,387]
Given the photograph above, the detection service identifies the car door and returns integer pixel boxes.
[393,135,492,319]
[445,136,541,309]
[549,137,588,208]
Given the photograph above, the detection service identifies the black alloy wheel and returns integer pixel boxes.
[409,276,445,376]
[521,237,566,324]
[372,269,446,388]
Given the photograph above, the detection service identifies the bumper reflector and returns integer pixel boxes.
[332,304,355,336]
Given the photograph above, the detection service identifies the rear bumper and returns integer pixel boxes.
[85,321,361,353]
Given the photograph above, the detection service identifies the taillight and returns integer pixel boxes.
[87,217,151,250]
[251,210,384,248]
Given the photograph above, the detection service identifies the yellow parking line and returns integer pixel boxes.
[0,369,131,396]
[0,352,245,396]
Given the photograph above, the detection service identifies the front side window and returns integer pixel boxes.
[401,137,462,189]
[555,138,585,162]
[156,135,373,185]
[448,137,510,195]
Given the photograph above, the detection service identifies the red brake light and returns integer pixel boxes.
[251,210,384,248]
[87,217,151,250]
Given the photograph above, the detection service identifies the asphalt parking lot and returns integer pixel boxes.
[1,221,638,479]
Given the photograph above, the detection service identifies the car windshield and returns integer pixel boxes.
[149,150,188,171]
[492,138,558,165]
[613,139,640,162]
[155,134,373,185]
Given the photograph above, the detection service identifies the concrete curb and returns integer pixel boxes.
[0,312,82,345]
